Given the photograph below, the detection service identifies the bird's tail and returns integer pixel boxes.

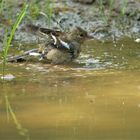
[6,48,39,62]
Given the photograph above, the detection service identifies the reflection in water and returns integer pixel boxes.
[0,38,140,140]
[5,95,30,140]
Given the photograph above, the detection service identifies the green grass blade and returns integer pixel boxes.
[109,0,114,16]
[5,4,28,56]
[0,0,4,13]
[2,28,8,77]
[2,4,28,78]
[45,0,54,26]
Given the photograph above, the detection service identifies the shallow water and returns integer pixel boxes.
[0,38,140,140]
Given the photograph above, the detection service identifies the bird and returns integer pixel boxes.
[8,24,93,64]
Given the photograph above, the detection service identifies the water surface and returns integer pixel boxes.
[0,38,140,140]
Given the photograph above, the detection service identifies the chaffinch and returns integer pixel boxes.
[8,24,93,64]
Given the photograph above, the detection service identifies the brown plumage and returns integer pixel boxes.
[8,24,93,64]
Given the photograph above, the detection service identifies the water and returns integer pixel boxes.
[0,38,140,140]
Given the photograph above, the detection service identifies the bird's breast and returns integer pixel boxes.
[45,49,72,64]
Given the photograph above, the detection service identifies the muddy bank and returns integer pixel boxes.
[0,0,140,47]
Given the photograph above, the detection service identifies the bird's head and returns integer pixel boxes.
[68,27,93,43]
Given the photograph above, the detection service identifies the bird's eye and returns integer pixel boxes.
[80,33,84,37]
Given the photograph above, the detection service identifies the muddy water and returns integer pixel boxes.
[0,38,140,140]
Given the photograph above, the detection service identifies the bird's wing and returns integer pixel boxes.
[50,34,73,51]
[59,39,70,50]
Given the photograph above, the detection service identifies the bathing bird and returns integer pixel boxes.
[8,24,93,64]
